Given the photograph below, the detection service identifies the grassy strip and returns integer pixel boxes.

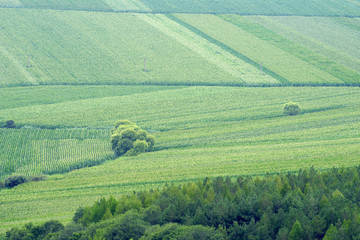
[220,15,360,86]
[167,14,290,86]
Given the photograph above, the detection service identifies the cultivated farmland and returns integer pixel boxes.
[0,128,112,178]
[0,8,359,87]
[1,86,360,232]
[1,0,360,237]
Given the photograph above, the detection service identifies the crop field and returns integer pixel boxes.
[174,14,360,85]
[0,86,360,232]
[0,9,359,87]
[0,9,250,87]
[246,16,360,73]
[1,0,360,236]
[0,128,112,179]
[3,0,360,16]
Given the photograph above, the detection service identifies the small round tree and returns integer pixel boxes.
[284,102,300,116]
[111,120,155,157]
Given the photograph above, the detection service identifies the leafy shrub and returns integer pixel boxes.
[5,175,27,188]
[5,220,64,240]
[3,120,16,128]
[284,102,300,115]
[111,120,155,157]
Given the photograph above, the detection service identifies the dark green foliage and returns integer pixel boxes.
[102,211,148,240]
[3,120,16,128]
[52,223,84,240]
[5,175,27,188]
[284,102,301,116]
[5,220,64,240]
[111,120,155,157]
[141,223,225,240]
[4,175,46,189]
[7,166,360,239]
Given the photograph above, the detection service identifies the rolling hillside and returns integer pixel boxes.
[1,0,360,236]
[0,8,359,87]
[1,86,360,232]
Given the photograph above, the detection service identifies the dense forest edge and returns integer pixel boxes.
[5,166,360,239]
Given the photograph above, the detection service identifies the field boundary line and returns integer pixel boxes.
[168,14,291,86]
[136,14,280,85]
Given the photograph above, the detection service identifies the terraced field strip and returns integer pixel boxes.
[0,128,112,179]
[0,85,182,110]
[175,14,346,86]
[1,86,360,130]
[269,16,360,61]
[137,14,279,86]
[246,16,360,74]
[220,15,360,85]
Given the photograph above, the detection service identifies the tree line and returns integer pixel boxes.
[5,166,360,239]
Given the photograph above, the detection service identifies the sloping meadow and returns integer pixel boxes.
[0,8,359,87]
[1,86,360,233]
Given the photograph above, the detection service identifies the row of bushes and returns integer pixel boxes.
[0,175,46,189]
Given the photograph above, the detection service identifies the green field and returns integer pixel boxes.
[1,0,360,236]
[0,8,359,87]
[0,128,112,178]
[1,86,360,232]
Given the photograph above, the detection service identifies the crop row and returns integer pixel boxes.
[0,128,112,179]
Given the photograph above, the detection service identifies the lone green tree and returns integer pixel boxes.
[284,102,300,116]
[111,120,155,157]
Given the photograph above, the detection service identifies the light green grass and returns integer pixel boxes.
[175,14,346,86]
[219,15,360,85]
[1,86,359,233]
[1,9,359,87]
[0,85,182,110]
[269,16,360,62]
[246,16,360,73]
[0,9,245,87]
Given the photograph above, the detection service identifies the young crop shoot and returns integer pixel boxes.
[283,102,301,116]
[111,120,155,157]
